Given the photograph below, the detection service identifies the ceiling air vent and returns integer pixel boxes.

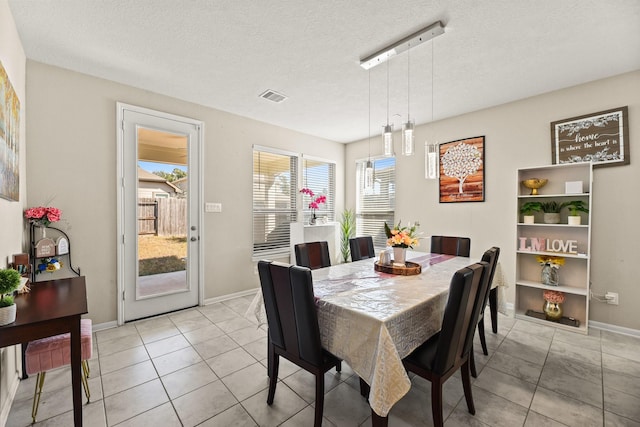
[259,89,287,103]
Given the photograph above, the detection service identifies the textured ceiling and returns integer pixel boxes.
[8,0,640,143]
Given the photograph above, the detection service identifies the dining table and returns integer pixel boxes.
[251,251,487,425]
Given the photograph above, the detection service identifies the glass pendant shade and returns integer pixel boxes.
[425,142,438,179]
[402,120,415,156]
[382,124,394,156]
[364,160,374,190]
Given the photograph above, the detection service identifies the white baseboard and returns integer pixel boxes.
[203,288,259,305]
[92,320,118,332]
[589,320,640,338]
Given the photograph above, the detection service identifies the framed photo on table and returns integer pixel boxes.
[439,136,485,203]
[551,106,629,168]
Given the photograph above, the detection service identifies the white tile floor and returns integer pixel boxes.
[7,294,640,426]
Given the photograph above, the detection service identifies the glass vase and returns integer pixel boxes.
[541,264,559,286]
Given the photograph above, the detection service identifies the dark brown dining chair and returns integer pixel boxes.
[349,236,375,262]
[430,235,471,257]
[471,247,500,378]
[258,260,341,427]
[402,261,490,427]
[294,241,331,270]
[431,235,499,335]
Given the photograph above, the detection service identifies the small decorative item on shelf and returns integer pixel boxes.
[520,202,542,224]
[24,206,62,238]
[0,268,21,326]
[521,178,548,195]
[564,200,589,226]
[37,257,62,273]
[540,201,563,224]
[542,290,565,321]
[537,255,564,286]
[384,221,419,267]
[299,188,326,225]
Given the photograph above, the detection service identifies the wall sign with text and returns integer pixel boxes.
[551,106,629,168]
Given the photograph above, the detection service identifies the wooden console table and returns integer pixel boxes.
[0,276,88,426]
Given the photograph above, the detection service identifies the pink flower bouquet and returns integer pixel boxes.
[300,188,326,216]
[543,290,565,304]
[24,206,61,227]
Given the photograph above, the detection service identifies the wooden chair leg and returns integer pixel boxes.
[489,288,498,333]
[314,373,325,427]
[470,348,478,378]
[478,317,488,355]
[431,378,444,427]
[461,359,475,415]
[267,345,279,405]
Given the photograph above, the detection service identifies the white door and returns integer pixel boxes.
[117,103,203,322]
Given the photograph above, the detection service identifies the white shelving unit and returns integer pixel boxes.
[515,163,593,334]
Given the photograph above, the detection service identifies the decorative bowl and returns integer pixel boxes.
[521,178,548,195]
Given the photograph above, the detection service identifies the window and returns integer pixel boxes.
[356,157,395,249]
[252,146,298,258]
[301,156,336,223]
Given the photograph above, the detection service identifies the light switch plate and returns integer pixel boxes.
[205,202,222,213]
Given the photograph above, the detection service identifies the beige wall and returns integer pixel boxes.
[0,0,26,422]
[346,71,640,331]
[25,61,345,325]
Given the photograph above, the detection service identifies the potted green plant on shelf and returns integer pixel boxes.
[519,202,542,224]
[339,209,355,263]
[564,200,589,225]
[0,268,21,326]
[540,201,565,224]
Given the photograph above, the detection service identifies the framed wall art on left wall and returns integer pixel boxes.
[0,60,21,201]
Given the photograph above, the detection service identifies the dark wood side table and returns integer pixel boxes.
[0,276,88,426]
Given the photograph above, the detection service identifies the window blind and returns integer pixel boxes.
[356,157,396,249]
[252,147,298,258]
[302,157,336,223]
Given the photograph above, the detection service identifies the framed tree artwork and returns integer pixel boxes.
[439,136,485,203]
[551,106,629,168]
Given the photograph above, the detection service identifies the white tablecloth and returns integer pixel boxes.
[250,251,476,417]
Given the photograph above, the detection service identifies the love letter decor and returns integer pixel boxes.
[518,237,581,255]
[551,106,629,168]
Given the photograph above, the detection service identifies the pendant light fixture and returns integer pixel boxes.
[402,42,415,156]
[426,39,438,179]
[364,69,374,190]
[382,54,394,157]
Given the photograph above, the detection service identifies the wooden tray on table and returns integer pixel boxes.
[374,261,422,276]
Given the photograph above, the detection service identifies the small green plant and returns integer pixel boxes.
[564,200,589,216]
[0,269,21,308]
[339,209,355,263]
[519,202,542,215]
[540,201,565,213]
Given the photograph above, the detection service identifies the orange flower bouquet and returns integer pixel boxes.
[384,221,419,249]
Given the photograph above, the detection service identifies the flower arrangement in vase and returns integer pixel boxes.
[300,188,326,225]
[384,221,419,266]
[24,206,62,238]
[537,255,564,286]
[542,290,565,321]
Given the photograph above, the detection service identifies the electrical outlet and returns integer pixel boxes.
[605,292,619,305]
